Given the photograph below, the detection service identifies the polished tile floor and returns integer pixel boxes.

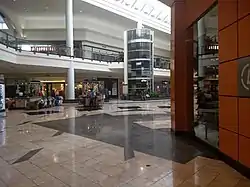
[0,100,249,187]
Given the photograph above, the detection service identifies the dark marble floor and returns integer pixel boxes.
[26,110,61,115]
[2,103,249,187]
[35,113,216,164]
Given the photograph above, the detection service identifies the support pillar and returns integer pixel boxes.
[123,31,128,97]
[171,0,194,133]
[66,0,75,100]
[137,20,143,29]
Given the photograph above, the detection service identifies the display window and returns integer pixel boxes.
[193,6,219,148]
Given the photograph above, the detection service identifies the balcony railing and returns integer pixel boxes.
[197,35,219,56]
[0,30,170,69]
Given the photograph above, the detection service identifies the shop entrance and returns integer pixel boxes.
[41,82,65,98]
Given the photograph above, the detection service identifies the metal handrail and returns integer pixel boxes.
[197,34,218,56]
[0,30,171,69]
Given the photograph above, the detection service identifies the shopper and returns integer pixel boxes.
[89,89,95,108]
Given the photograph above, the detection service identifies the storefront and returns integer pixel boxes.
[41,81,66,98]
[97,78,118,99]
[193,6,219,148]
[154,80,170,97]
[171,0,250,173]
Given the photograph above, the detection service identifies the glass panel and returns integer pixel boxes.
[0,31,7,45]
[128,51,151,59]
[193,5,219,148]
[7,34,16,48]
[127,28,152,41]
[128,42,151,51]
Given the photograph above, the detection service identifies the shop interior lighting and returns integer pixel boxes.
[81,0,171,33]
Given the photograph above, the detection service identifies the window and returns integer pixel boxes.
[0,15,8,30]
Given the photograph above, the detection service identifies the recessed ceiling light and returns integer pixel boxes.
[79,10,83,13]
[45,6,49,10]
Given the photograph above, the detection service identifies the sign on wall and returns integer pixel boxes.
[238,57,250,97]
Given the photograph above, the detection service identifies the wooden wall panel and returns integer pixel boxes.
[239,98,250,138]
[218,0,250,168]
[219,128,239,161]
[171,0,194,131]
[239,136,250,168]
[238,0,250,19]
[218,24,238,62]
[219,61,238,96]
[170,0,250,168]
[218,0,238,30]
[185,0,217,26]
[238,15,250,58]
[219,97,238,133]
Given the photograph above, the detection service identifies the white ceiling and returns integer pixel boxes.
[0,0,171,33]
[0,0,171,52]
[0,0,133,23]
[81,0,171,33]
[0,0,172,16]
[0,60,122,79]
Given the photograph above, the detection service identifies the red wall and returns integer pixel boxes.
[218,0,250,169]
[171,0,216,131]
[171,0,250,169]
[185,0,217,26]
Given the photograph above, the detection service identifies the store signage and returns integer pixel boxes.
[31,46,56,52]
[238,57,250,97]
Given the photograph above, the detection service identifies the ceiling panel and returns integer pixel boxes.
[0,0,171,33]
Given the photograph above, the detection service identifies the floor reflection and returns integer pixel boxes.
[0,101,249,187]
[26,110,61,115]
[36,113,216,164]
[0,117,6,147]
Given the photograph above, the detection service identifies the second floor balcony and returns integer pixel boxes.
[0,30,170,70]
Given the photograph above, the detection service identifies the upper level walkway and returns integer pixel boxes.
[0,30,170,77]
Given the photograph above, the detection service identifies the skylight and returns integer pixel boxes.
[0,15,8,30]
[81,0,171,34]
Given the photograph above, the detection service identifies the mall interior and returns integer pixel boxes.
[0,0,249,186]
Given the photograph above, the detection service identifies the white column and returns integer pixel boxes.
[151,30,155,92]
[0,118,6,146]
[137,20,143,29]
[66,0,75,100]
[123,31,128,96]
[124,115,134,160]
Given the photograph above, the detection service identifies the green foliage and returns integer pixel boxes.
[149,92,159,98]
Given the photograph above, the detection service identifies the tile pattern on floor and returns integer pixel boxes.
[35,113,215,164]
[0,100,248,187]
[13,148,43,164]
[52,131,64,137]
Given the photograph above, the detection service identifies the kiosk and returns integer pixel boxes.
[78,80,104,110]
